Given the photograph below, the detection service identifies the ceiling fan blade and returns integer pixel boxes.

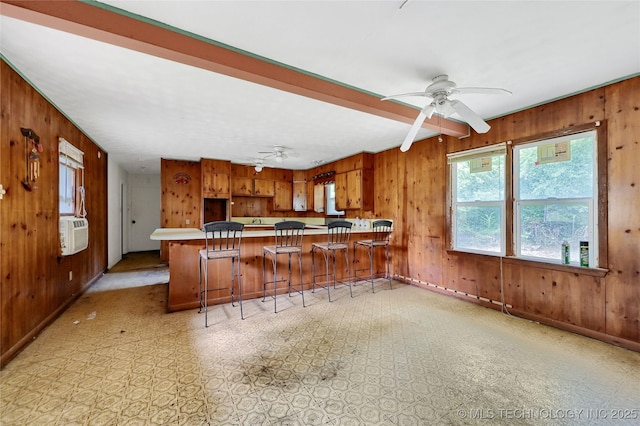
[399,104,435,152]
[423,104,436,119]
[382,92,432,101]
[449,100,491,134]
[453,87,512,96]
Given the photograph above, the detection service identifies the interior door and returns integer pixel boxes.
[129,185,160,252]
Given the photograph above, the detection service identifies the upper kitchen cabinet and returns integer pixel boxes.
[274,180,293,211]
[201,158,230,199]
[231,176,253,196]
[335,154,374,211]
[253,179,275,197]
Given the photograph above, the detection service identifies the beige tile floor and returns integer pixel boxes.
[1,268,639,425]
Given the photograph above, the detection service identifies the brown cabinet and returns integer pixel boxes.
[253,179,275,197]
[201,159,230,198]
[335,168,373,210]
[293,181,307,211]
[306,181,315,212]
[335,172,348,211]
[274,180,293,211]
[231,177,253,196]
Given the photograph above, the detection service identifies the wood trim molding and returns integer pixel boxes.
[0,0,469,137]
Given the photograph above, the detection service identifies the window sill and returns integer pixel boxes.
[446,250,609,277]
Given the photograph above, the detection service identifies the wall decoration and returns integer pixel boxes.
[20,127,41,191]
[173,172,191,185]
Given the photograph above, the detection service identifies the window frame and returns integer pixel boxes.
[513,131,598,265]
[448,143,507,256]
[446,121,608,270]
[59,137,85,218]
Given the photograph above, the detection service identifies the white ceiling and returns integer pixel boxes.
[1,1,639,174]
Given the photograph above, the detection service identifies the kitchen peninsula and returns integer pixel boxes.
[151,219,389,312]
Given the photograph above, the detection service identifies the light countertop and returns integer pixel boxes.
[150,224,382,241]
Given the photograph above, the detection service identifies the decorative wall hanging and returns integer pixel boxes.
[173,172,191,185]
[20,128,41,191]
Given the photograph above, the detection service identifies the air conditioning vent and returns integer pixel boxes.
[59,217,89,256]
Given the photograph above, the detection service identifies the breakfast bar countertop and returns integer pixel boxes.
[150,223,381,241]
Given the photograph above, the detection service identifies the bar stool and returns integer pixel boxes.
[262,221,306,313]
[198,221,244,327]
[353,220,393,293]
[311,220,353,301]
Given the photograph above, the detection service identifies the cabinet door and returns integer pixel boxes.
[307,180,315,212]
[274,181,293,211]
[293,181,307,211]
[346,169,362,209]
[231,177,253,196]
[201,159,230,198]
[202,172,230,198]
[253,179,275,197]
[313,183,325,213]
[335,172,348,210]
[334,169,373,210]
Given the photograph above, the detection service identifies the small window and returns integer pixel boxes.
[59,138,85,217]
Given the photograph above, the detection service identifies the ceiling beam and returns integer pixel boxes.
[1,0,469,137]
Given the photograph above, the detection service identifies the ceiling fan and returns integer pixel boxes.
[246,145,292,172]
[382,75,511,152]
[258,145,289,164]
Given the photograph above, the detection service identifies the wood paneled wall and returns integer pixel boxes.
[378,76,640,350]
[160,159,201,261]
[1,60,108,366]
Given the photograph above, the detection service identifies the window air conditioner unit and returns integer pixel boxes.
[60,217,89,256]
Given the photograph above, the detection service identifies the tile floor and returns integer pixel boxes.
[1,268,639,425]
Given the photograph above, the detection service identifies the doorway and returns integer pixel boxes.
[129,184,161,252]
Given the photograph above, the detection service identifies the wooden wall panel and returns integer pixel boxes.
[603,77,640,342]
[400,135,446,285]
[503,264,605,331]
[160,159,201,261]
[1,60,108,366]
[373,149,401,275]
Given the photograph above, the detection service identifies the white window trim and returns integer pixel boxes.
[449,143,507,256]
[513,130,598,266]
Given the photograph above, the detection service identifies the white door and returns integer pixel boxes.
[129,185,160,252]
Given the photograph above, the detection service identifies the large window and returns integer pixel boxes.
[449,144,506,255]
[448,126,603,268]
[514,131,597,265]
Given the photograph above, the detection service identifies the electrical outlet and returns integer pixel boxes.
[186,219,190,225]
[69,271,73,281]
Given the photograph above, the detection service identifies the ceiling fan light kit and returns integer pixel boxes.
[251,145,292,171]
[383,75,511,152]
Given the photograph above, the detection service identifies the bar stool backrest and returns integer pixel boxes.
[274,221,305,250]
[203,221,244,257]
[327,220,352,246]
[372,220,393,244]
